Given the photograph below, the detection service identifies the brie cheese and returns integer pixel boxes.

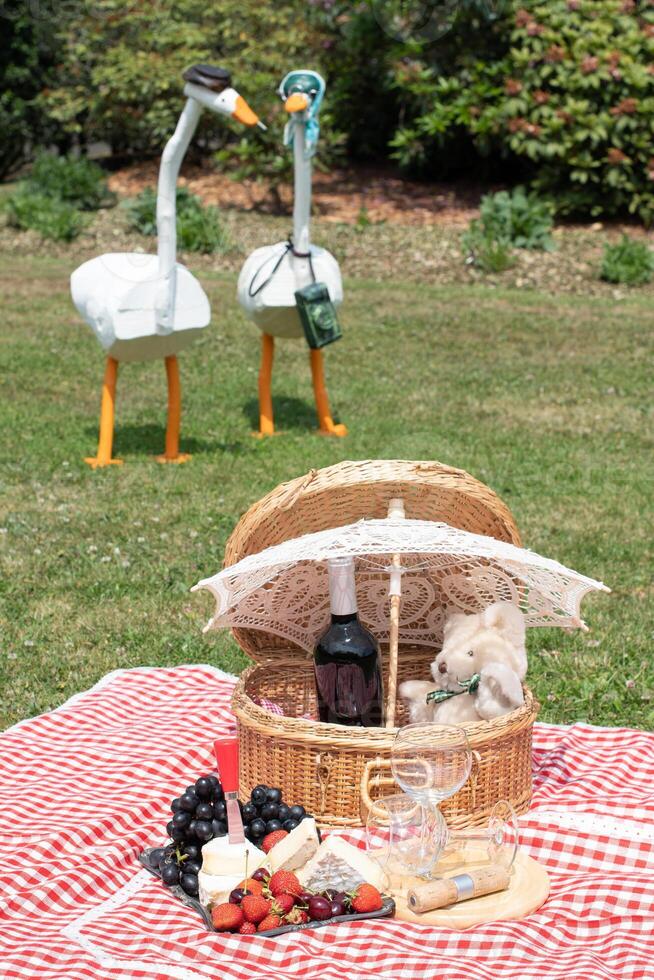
[297,836,384,893]
[267,817,320,873]
[198,870,243,909]
[200,836,266,877]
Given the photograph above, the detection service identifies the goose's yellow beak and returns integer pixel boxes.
[232,94,260,127]
[284,93,309,114]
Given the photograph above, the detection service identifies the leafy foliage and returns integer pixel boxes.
[600,234,654,285]
[125,186,230,253]
[462,187,554,272]
[390,0,654,222]
[40,0,342,199]
[0,2,61,178]
[28,152,115,210]
[5,189,87,242]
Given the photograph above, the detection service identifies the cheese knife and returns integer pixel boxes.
[213,737,245,845]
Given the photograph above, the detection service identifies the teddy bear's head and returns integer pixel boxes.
[431,601,527,692]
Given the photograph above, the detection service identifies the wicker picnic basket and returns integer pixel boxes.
[227,459,540,829]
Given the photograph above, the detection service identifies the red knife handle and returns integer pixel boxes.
[213,737,239,794]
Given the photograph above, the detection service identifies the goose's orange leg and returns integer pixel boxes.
[156,355,191,463]
[256,334,276,437]
[310,348,347,437]
[85,356,123,468]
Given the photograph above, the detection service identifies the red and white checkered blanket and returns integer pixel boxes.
[1,665,652,980]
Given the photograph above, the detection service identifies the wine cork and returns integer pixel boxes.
[407,866,511,914]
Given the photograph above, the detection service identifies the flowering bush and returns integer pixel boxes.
[391,0,654,221]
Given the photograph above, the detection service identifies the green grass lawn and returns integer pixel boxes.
[1,253,652,731]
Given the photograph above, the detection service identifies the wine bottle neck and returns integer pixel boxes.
[327,557,358,617]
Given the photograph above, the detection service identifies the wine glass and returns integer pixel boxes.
[366,795,519,879]
[391,723,473,811]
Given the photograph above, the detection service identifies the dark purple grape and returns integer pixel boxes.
[265,819,282,834]
[179,792,197,813]
[252,868,270,883]
[184,787,199,803]
[261,803,278,821]
[213,800,227,820]
[170,798,182,813]
[250,787,267,806]
[183,859,201,875]
[207,775,222,796]
[298,891,313,905]
[277,803,291,823]
[161,863,180,886]
[330,900,346,917]
[249,818,266,838]
[308,896,332,921]
[172,811,191,830]
[181,843,200,860]
[150,848,165,868]
[289,805,305,821]
[194,820,213,842]
[187,820,198,839]
[170,827,187,843]
[195,776,213,800]
[229,888,248,905]
[180,873,199,896]
[242,802,257,823]
[266,788,282,804]
[282,819,299,832]
[195,802,214,821]
[211,819,227,837]
[163,844,176,861]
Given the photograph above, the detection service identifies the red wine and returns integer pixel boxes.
[314,557,384,727]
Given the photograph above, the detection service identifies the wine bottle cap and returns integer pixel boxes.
[327,556,358,616]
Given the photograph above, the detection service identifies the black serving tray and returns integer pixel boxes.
[139,847,395,937]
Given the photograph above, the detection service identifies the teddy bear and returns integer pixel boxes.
[399,601,527,725]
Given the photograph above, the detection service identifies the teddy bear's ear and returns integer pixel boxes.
[481,601,526,647]
[442,609,472,640]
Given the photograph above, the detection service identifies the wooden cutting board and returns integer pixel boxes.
[379,849,550,929]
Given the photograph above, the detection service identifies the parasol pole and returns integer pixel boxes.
[385,497,405,728]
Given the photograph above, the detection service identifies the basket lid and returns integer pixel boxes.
[223,459,521,661]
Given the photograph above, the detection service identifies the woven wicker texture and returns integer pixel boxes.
[213,460,557,827]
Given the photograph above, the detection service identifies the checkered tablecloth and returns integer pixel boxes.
[1,665,652,980]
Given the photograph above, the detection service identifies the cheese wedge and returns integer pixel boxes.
[200,836,266,877]
[267,818,320,873]
[297,836,384,893]
[198,870,242,909]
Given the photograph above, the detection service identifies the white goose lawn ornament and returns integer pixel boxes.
[71,65,263,467]
[237,70,347,437]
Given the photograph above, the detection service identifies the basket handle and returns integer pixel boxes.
[360,757,394,823]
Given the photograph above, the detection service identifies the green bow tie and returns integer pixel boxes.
[426,673,481,705]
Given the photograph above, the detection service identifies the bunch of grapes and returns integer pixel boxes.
[242,783,310,846]
[151,774,225,897]
[153,776,311,898]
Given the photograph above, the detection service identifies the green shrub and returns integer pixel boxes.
[5,188,87,242]
[27,152,114,210]
[600,234,654,285]
[125,186,230,253]
[470,187,555,251]
[390,0,654,222]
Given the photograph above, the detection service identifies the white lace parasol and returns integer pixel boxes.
[193,519,609,653]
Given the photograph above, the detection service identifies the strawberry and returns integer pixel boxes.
[238,921,257,935]
[351,883,383,914]
[268,869,302,898]
[284,906,309,925]
[241,894,272,924]
[273,893,295,916]
[258,913,282,932]
[236,877,264,897]
[211,902,244,932]
[262,829,288,854]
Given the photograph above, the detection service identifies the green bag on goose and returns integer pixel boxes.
[294,281,342,349]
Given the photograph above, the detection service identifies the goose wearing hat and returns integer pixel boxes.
[237,69,347,437]
[71,65,263,466]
